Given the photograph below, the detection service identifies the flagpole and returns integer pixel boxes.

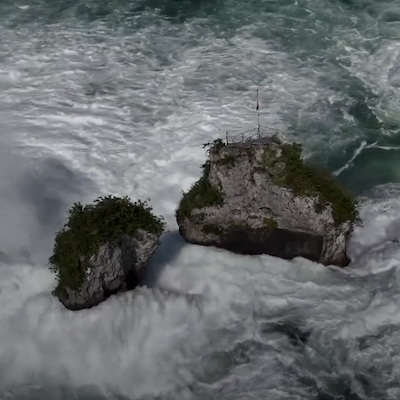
[256,89,260,137]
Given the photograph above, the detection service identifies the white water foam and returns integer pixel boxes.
[1,1,400,399]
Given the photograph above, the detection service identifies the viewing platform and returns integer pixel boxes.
[225,127,280,147]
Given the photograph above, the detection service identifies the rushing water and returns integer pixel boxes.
[1,0,400,399]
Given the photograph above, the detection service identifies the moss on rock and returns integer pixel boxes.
[176,161,224,221]
[211,138,225,154]
[263,216,278,230]
[261,143,360,228]
[49,196,165,293]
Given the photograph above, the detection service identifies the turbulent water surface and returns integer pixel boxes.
[1,0,400,399]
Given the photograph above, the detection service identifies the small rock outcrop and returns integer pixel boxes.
[176,135,360,267]
[49,196,165,310]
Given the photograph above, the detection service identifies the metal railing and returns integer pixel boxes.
[225,126,279,144]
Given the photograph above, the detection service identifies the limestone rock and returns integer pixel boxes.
[57,230,160,310]
[176,135,360,267]
[49,196,165,310]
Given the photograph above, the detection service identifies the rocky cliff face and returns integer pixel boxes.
[57,230,160,310]
[176,136,360,267]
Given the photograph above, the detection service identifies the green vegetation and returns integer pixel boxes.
[49,196,165,293]
[212,138,226,154]
[203,138,226,154]
[261,143,360,228]
[263,217,278,230]
[176,161,224,222]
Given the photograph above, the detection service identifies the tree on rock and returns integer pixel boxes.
[49,195,165,310]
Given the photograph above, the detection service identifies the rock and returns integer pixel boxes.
[56,231,160,310]
[49,196,165,310]
[176,135,360,267]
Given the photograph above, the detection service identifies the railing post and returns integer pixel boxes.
[242,132,244,142]
[226,131,228,144]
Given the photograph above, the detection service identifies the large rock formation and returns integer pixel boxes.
[176,135,360,266]
[49,196,165,310]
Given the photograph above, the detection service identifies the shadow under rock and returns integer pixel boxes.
[142,230,187,288]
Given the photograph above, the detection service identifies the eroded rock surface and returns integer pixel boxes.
[58,230,160,310]
[177,136,359,266]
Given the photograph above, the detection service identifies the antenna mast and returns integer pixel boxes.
[256,89,260,137]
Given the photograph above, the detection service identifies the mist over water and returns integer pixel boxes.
[1,0,400,399]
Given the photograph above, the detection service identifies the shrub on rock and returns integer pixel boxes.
[49,195,165,310]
